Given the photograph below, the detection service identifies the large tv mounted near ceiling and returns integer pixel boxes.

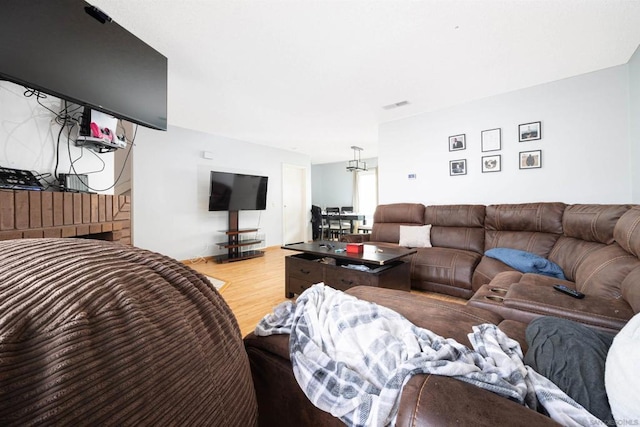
[0,0,168,131]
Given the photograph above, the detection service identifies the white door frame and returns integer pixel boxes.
[282,163,309,245]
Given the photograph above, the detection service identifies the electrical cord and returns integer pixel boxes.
[23,88,82,126]
[32,172,54,190]
[18,87,135,194]
[255,211,262,241]
[53,117,67,180]
[67,121,137,193]
[50,99,85,180]
[68,128,86,171]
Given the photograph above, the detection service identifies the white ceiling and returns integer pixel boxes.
[92,0,640,164]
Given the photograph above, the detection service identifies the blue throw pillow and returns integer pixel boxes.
[484,247,566,280]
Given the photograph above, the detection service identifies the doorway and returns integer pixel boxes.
[282,164,308,245]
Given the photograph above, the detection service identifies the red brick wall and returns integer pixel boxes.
[0,190,130,244]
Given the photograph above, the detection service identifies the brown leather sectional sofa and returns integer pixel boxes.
[343,202,640,333]
[244,202,640,425]
[245,287,558,426]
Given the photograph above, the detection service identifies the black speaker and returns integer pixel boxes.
[59,173,90,193]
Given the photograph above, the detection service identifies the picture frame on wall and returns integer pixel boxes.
[481,128,501,152]
[482,154,501,173]
[519,121,541,142]
[449,159,467,176]
[449,134,466,151]
[519,150,542,169]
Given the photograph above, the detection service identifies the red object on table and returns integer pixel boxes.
[346,243,364,254]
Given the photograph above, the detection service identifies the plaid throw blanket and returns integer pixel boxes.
[256,284,604,427]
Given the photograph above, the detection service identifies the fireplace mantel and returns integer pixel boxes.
[0,190,130,244]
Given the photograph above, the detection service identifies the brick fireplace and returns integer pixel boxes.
[0,190,130,244]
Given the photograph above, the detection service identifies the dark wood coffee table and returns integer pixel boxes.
[282,241,416,298]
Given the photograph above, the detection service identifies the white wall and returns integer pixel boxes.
[312,157,378,209]
[132,125,311,261]
[5,55,638,258]
[630,46,640,203]
[0,81,115,193]
[379,65,631,205]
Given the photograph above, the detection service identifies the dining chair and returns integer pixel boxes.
[339,207,355,232]
[326,207,347,240]
[358,223,373,233]
[311,205,323,240]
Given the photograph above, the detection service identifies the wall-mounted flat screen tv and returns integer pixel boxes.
[209,171,268,212]
[0,0,168,131]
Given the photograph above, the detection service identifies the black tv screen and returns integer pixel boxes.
[0,0,167,131]
[209,172,268,212]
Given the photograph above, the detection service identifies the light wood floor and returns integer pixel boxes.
[185,247,290,337]
[185,246,464,337]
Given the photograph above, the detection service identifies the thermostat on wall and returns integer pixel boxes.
[408,173,417,180]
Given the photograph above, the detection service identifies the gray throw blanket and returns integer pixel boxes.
[256,283,604,427]
[525,317,615,422]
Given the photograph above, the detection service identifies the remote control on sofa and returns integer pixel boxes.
[553,284,585,299]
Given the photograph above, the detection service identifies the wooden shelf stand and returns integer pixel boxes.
[214,210,264,263]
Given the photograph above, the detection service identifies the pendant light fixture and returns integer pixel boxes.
[346,146,367,172]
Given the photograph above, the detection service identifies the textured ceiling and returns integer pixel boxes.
[92,0,640,164]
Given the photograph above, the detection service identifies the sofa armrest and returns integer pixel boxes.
[244,333,345,427]
[504,282,634,331]
[245,333,557,427]
[396,374,560,427]
[340,233,371,243]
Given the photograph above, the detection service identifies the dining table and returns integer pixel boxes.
[321,212,366,234]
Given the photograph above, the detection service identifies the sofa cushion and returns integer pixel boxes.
[484,248,565,279]
[484,230,560,257]
[411,247,482,297]
[371,223,413,244]
[575,244,640,297]
[345,286,504,347]
[548,237,605,282]
[424,204,485,228]
[562,204,630,244]
[431,226,485,254]
[424,205,486,254]
[511,272,573,288]
[371,203,425,244]
[501,279,633,331]
[613,206,640,257]
[483,203,565,260]
[399,224,432,248]
[374,203,425,224]
[485,203,565,234]
[621,266,640,314]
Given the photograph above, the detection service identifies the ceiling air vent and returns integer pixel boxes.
[382,100,410,110]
